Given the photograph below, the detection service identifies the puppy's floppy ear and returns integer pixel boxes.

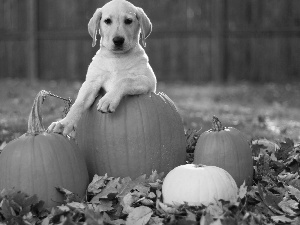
[136,7,152,47]
[88,8,102,47]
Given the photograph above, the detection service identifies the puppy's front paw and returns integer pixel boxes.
[47,118,76,137]
[97,93,121,113]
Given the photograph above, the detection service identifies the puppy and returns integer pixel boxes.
[47,0,156,136]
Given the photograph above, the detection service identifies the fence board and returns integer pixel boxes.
[0,41,5,79]
[290,38,300,80]
[187,36,211,82]
[227,38,250,82]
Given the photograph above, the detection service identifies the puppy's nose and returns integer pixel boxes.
[113,36,125,46]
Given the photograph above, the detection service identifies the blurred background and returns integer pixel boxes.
[1,0,300,144]
[1,0,300,82]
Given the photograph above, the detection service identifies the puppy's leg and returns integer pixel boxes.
[97,75,155,113]
[47,79,101,136]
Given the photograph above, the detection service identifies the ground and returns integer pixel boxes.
[1,78,300,144]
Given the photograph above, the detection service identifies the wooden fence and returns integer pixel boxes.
[1,0,300,82]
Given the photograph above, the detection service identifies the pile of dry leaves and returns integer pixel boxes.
[0,135,299,225]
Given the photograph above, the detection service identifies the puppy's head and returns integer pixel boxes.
[88,0,152,53]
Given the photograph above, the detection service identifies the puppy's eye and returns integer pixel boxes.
[124,18,133,25]
[104,18,112,25]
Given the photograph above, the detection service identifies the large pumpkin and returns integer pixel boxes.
[0,91,89,208]
[162,164,238,206]
[194,116,253,187]
[76,91,186,179]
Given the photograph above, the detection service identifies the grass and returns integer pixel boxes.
[1,78,300,144]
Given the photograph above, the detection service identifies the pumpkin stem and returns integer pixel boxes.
[194,164,206,168]
[27,90,50,135]
[212,116,224,132]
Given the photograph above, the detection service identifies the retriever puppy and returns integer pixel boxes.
[47,0,156,136]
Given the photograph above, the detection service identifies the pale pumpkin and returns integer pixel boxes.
[162,164,238,206]
[0,91,89,208]
[76,91,186,179]
[194,116,253,187]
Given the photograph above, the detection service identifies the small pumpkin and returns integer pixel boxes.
[0,90,89,208]
[76,91,186,179]
[194,116,253,187]
[162,164,238,206]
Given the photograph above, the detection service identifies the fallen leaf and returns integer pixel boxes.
[238,182,247,199]
[289,178,300,190]
[88,174,111,194]
[134,184,150,196]
[148,192,156,199]
[88,200,114,213]
[55,186,82,203]
[206,202,224,219]
[84,208,104,224]
[139,198,154,206]
[252,138,279,155]
[276,138,294,160]
[121,192,140,214]
[278,197,298,216]
[186,209,197,221]
[67,202,86,210]
[286,185,300,201]
[278,172,298,183]
[148,216,164,225]
[103,212,125,225]
[257,183,283,214]
[271,215,293,223]
[126,206,153,225]
[0,141,7,151]
[157,201,179,214]
[147,170,164,183]
[41,217,50,225]
[200,212,214,225]
[291,217,300,225]
[117,175,147,199]
[91,178,120,201]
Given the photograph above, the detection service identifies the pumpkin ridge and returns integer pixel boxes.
[167,102,175,172]
[235,130,253,184]
[45,135,64,188]
[97,110,105,176]
[161,94,176,170]
[36,136,50,204]
[154,95,163,172]
[22,137,33,194]
[106,113,113,176]
[223,131,241,185]
[112,109,118,176]
[20,137,33,189]
[124,99,130,176]
[215,166,230,200]
[59,136,77,189]
[137,96,147,174]
[230,130,243,186]
[30,136,36,194]
[16,139,23,190]
[207,168,217,202]
[143,95,152,173]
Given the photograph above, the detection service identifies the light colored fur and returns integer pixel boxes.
[47,0,156,136]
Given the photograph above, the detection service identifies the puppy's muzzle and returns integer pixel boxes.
[113,36,125,47]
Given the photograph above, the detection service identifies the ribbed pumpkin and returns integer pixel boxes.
[194,116,253,187]
[76,91,186,179]
[162,164,238,206]
[0,91,89,208]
